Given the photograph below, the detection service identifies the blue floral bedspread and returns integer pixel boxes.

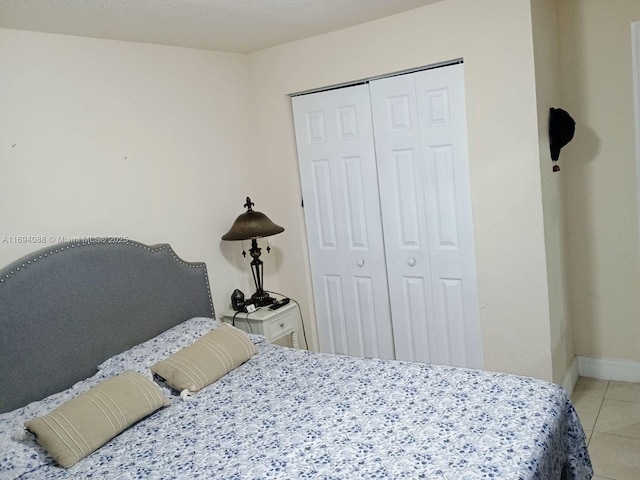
[1,344,592,479]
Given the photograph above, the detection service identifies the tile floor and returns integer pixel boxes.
[571,377,640,480]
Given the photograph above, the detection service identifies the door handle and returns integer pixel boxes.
[408,258,416,267]
[357,259,365,267]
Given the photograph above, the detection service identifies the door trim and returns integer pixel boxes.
[289,58,463,97]
[633,22,640,245]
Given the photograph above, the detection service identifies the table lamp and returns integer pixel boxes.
[222,197,284,306]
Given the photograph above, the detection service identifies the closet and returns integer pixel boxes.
[292,63,482,369]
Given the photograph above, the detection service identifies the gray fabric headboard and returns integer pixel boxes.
[0,240,214,413]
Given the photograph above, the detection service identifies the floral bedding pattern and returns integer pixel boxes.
[1,343,592,479]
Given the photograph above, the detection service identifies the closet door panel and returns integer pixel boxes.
[370,73,436,364]
[391,149,422,247]
[371,64,482,368]
[436,277,469,367]
[309,159,338,248]
[292,86,395,360]
[323,274,348,354]
[399,276,432,362]
[415,64,482,368]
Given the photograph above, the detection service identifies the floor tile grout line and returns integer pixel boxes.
[591,380,608,433]
[591,429,640,441]
[601,397,640,405]
[603,380,640,404]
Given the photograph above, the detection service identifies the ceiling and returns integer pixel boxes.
[0,0,442,53]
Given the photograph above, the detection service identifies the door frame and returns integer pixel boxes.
[633,22,640,244]
[290,59,463,98]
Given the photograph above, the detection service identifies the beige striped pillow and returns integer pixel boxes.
[151,323,257,394]
[25,370,170,468]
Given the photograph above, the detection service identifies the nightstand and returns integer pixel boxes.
[220,302,301,348]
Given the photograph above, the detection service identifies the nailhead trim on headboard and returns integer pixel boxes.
[0,240,215,316]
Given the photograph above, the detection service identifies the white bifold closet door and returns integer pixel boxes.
[291,84,396,360]
[292,63,482,368]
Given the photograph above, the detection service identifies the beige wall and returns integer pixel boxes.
[558,1,640,363]
[248,0,555,380]
[0,28,262,312]
[531,0,575,384]
[4,0,603,382]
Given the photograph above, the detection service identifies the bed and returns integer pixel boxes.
[0,240,592,479]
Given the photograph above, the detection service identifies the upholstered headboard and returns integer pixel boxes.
[0,240,214,413]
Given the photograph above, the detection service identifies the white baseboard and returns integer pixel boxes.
[577,356,640,383]
[561,356,580,397]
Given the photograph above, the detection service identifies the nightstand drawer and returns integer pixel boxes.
[267,311,296,338]
[220,302,302,349]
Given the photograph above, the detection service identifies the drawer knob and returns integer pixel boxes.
[408,257,416,267]
[357,259,365,267]
[280,322,285,328]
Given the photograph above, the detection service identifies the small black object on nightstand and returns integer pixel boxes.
[269,298,290,310]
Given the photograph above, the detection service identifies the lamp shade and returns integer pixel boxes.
[221,197,284,241]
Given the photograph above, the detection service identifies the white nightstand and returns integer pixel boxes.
[220,302,302,348]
